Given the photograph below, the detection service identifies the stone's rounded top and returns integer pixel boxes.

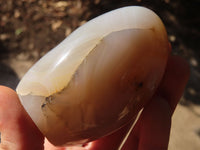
[16,6,168,97]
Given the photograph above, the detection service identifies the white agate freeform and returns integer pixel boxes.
[16,6,170,146]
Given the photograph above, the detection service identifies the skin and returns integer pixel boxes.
[0,55,189,150]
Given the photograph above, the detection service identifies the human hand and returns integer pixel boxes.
[0,56,189,150]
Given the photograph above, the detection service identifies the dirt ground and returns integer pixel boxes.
[0,0,200,149]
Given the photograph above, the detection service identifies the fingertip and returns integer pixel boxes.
[0,86,18,104]
[0,86,20,129]
[0,85,44,150]
[122,96,171,150]
[158,55,190,113]
[168,55,190,79]
[138,96,171,150]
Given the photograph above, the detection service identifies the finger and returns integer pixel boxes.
[0,86,44,150]
[122,96,171,150]
[158,55,190,113]
[121,55,190,150]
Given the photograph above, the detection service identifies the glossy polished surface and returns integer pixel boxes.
[16,6,169,146]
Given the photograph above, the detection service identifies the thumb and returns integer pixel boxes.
[0,86,44,150]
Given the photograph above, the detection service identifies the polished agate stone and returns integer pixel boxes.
[16,6,169,146]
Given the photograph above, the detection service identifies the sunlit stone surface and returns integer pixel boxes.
[16,6,170,146]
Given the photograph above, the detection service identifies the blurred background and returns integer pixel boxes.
[0,0,199,149]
